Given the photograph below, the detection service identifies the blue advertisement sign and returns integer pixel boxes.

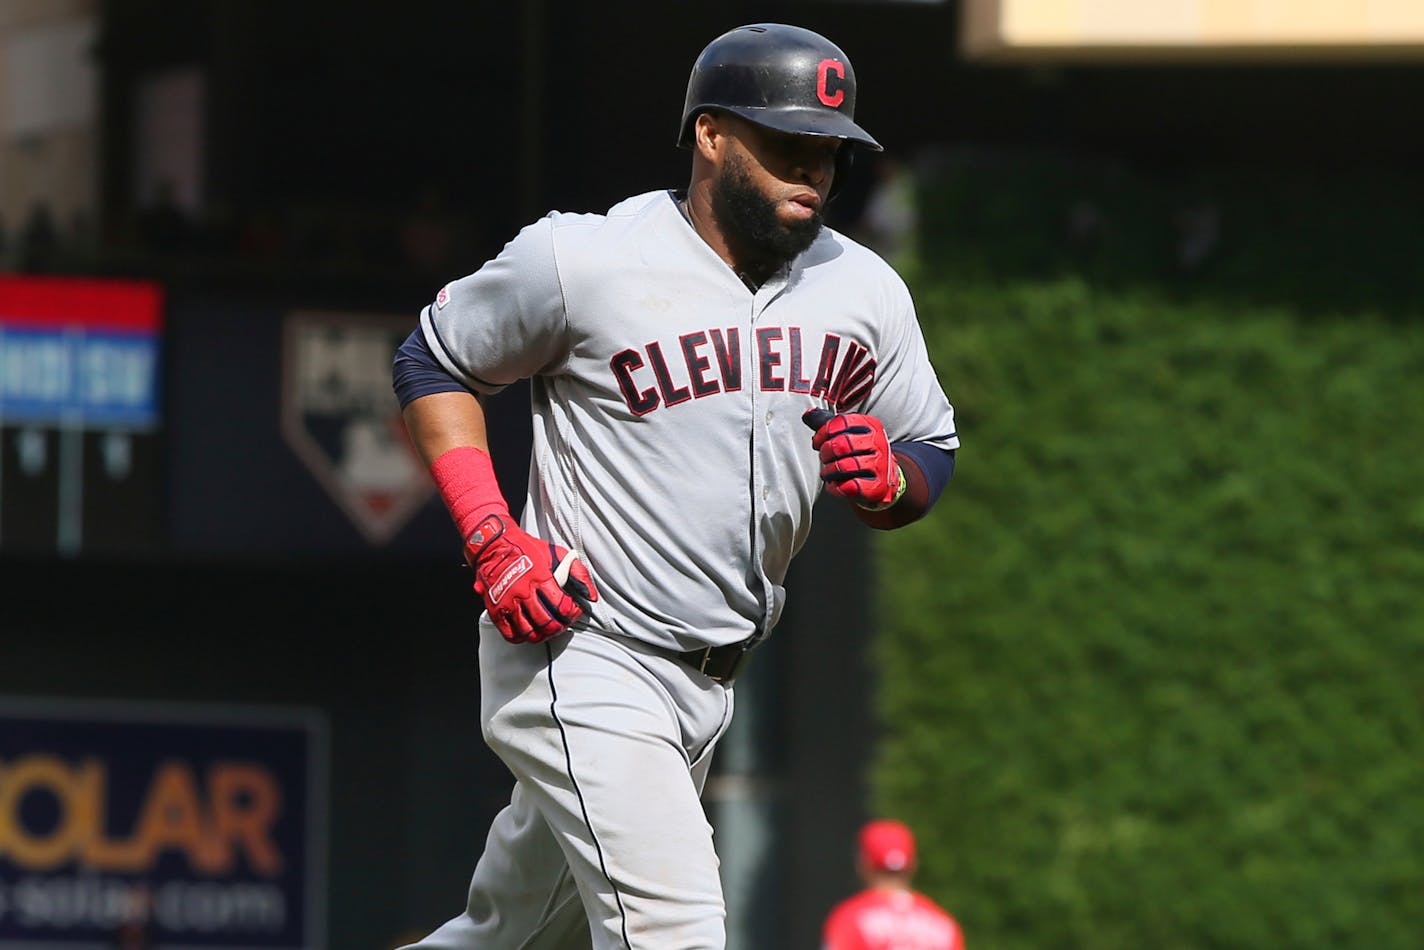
[0,326,160,428]
[0,699,327,949]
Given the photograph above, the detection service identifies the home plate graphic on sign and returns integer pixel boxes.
[281,310,433,544]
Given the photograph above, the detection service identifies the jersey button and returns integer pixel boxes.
[762,486,769,499]
[765,411,773,425]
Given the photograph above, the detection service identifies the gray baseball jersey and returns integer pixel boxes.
[420,189,958,654]
[405,189,958,949]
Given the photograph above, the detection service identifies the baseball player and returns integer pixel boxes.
[391,22,958,949]
[822,820,966,950]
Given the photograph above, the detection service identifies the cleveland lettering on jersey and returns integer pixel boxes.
[610,327,877,415]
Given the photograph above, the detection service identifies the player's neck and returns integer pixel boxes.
[679,188,738,271]
[679,189,779,289]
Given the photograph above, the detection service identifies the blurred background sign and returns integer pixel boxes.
[0,698,327,950]
[0,276,163,556]
[280,311,433,545]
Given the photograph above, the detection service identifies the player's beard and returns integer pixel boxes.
[712,151,824,275]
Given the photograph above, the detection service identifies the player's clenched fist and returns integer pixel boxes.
[464,513,598,644]
[803,408,905,510]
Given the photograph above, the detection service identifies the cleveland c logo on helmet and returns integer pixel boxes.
[817,59,846,107]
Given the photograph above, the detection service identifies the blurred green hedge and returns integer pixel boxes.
[872,155,1424,950]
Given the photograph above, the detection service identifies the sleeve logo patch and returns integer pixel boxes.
[435,284,452,310]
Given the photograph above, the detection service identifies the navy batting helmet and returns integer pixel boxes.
[678,23,883,165]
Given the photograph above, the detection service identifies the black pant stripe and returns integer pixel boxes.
[545,642,634,948]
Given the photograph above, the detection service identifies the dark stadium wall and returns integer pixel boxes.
[97,0,1424,254]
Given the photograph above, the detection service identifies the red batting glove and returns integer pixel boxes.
[803,409,904,510]
[464,513,598,644]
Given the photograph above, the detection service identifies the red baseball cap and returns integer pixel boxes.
[858,819,917,872]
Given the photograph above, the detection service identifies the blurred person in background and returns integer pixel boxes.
[137,177,194,254]
[821,819,965,950]
[852,155,918,260]
[18,200,60,273]
[400,183,462,277]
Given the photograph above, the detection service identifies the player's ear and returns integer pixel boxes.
[693,111,724,161]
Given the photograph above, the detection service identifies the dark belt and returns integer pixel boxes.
[679,641,754,683]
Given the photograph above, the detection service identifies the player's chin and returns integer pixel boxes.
[777,209,825,250]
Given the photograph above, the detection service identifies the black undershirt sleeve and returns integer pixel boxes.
[392,327,473,409]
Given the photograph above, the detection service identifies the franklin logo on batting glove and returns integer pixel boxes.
[489,556,534,603]
[463,512,597,644]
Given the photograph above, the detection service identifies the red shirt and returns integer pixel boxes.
[822,887,964,950]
